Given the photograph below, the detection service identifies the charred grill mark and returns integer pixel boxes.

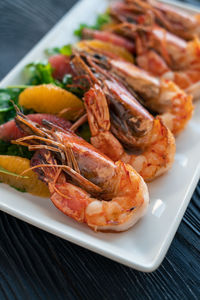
[127,116,148,136]
[109,100,148,138]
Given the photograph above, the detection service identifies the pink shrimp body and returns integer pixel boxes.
[114,0,200,40]
[14,112,149,232]
[144,0,200,40]
[71,49,192,136]
[108,1,200,97]
[108,59,193,135]
[84,84,175,182]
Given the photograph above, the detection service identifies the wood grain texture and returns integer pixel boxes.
[0,0,200,299]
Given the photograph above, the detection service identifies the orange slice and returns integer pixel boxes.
[76,40,134,63]
[19,84,84,121]
[0,155,50,197]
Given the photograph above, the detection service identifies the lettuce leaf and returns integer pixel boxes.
[0,87,25,124]
[24,61,57,85]
[74,12,111,37]
[0,140,33,160]
[45,44,72,56]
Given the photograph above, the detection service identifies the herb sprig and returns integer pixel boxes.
[24,61,61,86]
[0,140,34,160]
[45,44,72,57]
[0,87,25,124]
[74,12,111,37]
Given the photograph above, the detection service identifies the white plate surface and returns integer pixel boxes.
[0,0,200,272]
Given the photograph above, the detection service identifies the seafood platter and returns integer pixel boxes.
[0,0,200,271]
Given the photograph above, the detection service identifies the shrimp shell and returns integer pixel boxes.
[13,112,149,232]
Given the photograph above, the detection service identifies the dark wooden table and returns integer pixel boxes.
[0,1,200,299]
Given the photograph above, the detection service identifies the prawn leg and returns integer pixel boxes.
[13,111,149,232]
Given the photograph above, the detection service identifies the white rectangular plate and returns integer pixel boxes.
[0,0,200,272]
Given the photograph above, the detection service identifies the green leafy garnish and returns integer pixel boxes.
[74,24,94,37]
[96,12,111,28]
[7,85,31,89]
[77,122,91,142]
[74,12,111,37]
[62,74,85,98]
[0,166,28,178]
[24,61,55,85]
[0,140,33,160]
[45,44,72,56]
[10,186,26,193]
[0,88,25,125]
[24,60,83,98]
[24,61,66,89]
[62,74,73,85]
[0,92,13,112]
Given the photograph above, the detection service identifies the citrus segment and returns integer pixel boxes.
[76,40,134,62]
[19,84,84,121]
[0,155,50,197]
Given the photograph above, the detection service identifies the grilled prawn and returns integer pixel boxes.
[108,2,200,97]
[84,84,175,181]
[133,26,200,92]
[13,111,149,232]
[72,50,193,135]
[70,51,154,150]
[111,0,200,40]
[107,60,193,135]
[124,0,200,40]
[69,51,176,181]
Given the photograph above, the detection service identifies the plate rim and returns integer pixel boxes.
[0,0,200,272]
